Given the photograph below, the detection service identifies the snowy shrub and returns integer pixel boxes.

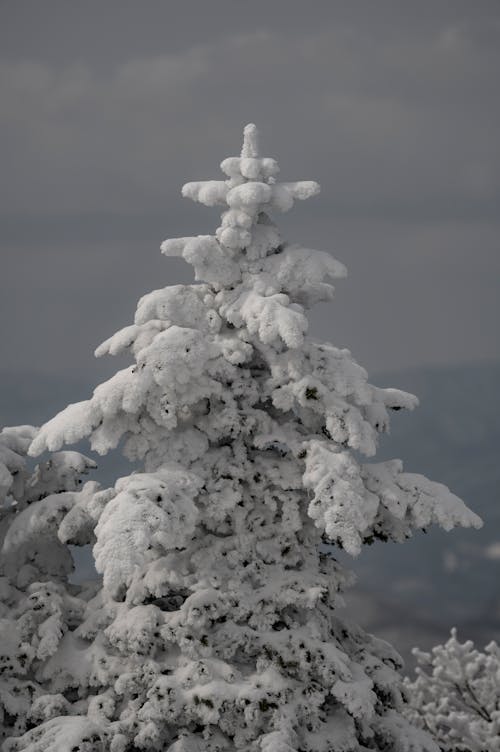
[403,629,500,751]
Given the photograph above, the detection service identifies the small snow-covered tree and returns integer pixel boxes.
[0,426,97,745]
[4,125,482,751]
[403,629,500,751]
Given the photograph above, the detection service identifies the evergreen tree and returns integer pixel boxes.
[0,426,97,746]
[4,125,481,751]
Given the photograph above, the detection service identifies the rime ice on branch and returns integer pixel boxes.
[0,426,97,746]
[403,630,500,752]
[11,125,481,751]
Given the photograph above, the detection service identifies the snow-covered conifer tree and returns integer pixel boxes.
[5,125,482,751]
[0,426,97,746]
[403,630,500,751]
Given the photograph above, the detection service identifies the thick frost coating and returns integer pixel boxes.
[403,630,500,751]
[2,716,103,752]
[9,125,482,751]
[0,427,36,506]
[0,426,97,747]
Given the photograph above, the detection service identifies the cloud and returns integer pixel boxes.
[484,542,500,560]
[0,5,499,378]
[0,18,499,220]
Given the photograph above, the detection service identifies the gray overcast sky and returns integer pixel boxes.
[1,0,499,396]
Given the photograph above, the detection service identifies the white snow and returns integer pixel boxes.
[1,123,483,752]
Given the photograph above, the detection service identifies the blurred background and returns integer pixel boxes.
[1,0,499,668]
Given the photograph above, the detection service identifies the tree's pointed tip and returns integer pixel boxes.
[241,123,259,158]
